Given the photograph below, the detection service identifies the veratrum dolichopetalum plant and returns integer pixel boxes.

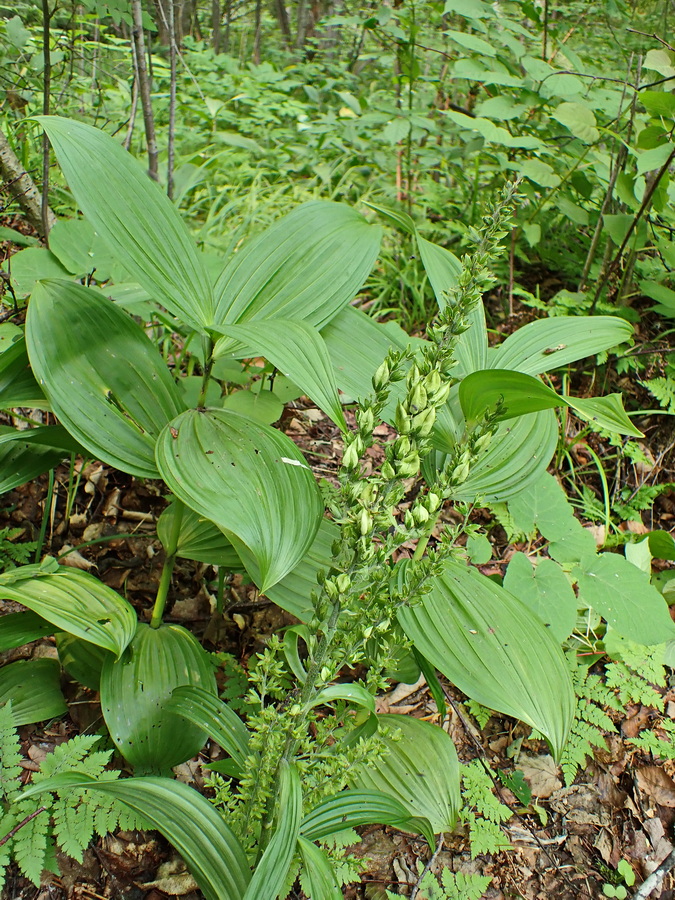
[2,116,675,898]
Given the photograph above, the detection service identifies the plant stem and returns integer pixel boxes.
[197,336,215,408]
[35,468,55,563]
[412,509,442,561]
[150,500,184,628]
[41,0,52,245]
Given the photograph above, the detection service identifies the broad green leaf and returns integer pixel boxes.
[35,117,214,331]
[444,0,492,17]
[301,789,423,840]
[399,561,574,760]
[156,409,323,592]
[0,426,66,494]
[503,553,577,642]
[574,553,675,646]
[362,201,416,235]
[551,102,599,143]
[445,29,496,55]
[265,518,339,621]
[56,633,109,691]
[222,388,285,425]
[166,685,250,769]
[460,370,641,437]
[298,838,342,900]
[563,393,643,437]
[648,531,675,561]
[428,409,558,503]
[157,501,243,569]
[460,369,560,424]
[19,774,251,900]
[0,566,136,657]
[48,218,122,282]
[0,425,82,454]
[213,201,381,331]
[636,142,674,176]
[0,333,48,409]
[351,714,460,834]
[489,316,633,375]
[27,280,186,478]
[444,110,542,148]
[643,48,675,78]
[0,610,54,651]
[309,683,375,712]
[640,91,675,117]
[519,159,561,187]
[8,247,71,297]
[0,658,67,725]
[100,623,217,773]
[215,320,346,431]
[244,761,302,900]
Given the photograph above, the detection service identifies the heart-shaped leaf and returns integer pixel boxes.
[156,409,323,592]
[0,565,136,658]
[35,116,214,332]
[27,280,185,478]
[398,561,574,760]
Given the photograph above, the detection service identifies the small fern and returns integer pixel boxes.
[0,705,144,889]
[626,719,675,760]
[386,864,491,899]
[0,527,37,571]
[460,762,512,859]
[643,376,675,414]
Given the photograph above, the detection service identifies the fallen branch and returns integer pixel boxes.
[633,848,675,900]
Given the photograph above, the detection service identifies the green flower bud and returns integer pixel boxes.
[336,573,352,593]
[324,579,338,599]
[342,439,361,470]
[474,431,493,453]
[429,382,451,406]
[363,625,374,639]
[427,492,441,511]
[395,401,412,434]
[320,667,331,681]
[359,408,375,434]
[289,704,302,716]
[409,382,427,411]
[452,462,471,483]
[411,407,436,438]
[396,452,420,477]
[376,619,390,632]
[359,508,373,535]
[372,360,390,391]
[413,504,430,524]
[393,435,411,458]
[404,510,415,529]
[425,370,442,395]
[381,461,396,480]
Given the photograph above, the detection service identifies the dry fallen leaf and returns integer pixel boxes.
[519,754,562,799]
[636,766,675,808]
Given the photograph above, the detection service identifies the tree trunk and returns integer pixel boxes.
[211,0,221,53]
[253,0,262,63]
[274,0,291,46]
[0,128,56,239]
[131,0,159,180]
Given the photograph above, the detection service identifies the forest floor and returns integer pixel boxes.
[1,257,675,899]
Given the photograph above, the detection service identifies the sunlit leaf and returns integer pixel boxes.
[298,838,342,900]
[0,610,53,652]
[301,789,423,840]
[35,116,214,331]
[0,425,66,494]
[156,409,323,592]
[56,633,109,691]
[213,201,381,331]
[398,561,574,760]
[27,280,185,478]
[350,714,459,834]
[167,684,250,769]
[157,501,243,569]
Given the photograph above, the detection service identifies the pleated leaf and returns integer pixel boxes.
[298,838,342,900]
[215,320,347,431]
[398,561,574,760]
[424,409,558,503]
[350,714,460,834]
[0,610,54,652]
[26,280,186,478]
[56,633,109,691]
[301,789,424,840]
[35,116,214,332]
[100,623,217,773]
[0,658,67,725]
[157,501,243,569]
[244,761,302,900]
[489,315,634,375]
[0,333,48,409]
[0,565,136,658]
[156,409,323,592]
[20,773,251,900]
[166,684,250,769]
[0,425,67,494]
[265,517,339,621]
[213,201,381,330]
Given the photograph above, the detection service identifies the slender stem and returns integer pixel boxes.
[35,468,55,563]
[41,0,51,246]
[0,807,48,847]
[197,336,215,408]
[412,509,442,561]
[150,500,184,628]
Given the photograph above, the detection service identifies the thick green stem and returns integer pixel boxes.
[150,500,184,628]
[412,509,442,561]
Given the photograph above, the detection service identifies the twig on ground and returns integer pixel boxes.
[410,835,444,900]
[632,848,675,900]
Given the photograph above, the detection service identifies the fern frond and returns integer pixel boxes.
[0,704,22,804]
[12,802,50,886]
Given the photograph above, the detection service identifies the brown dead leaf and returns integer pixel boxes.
[140,858,199,895]
[636,766,675,807]
[519,754,562,798]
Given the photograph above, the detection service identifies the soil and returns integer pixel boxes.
[1,259,675,899]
